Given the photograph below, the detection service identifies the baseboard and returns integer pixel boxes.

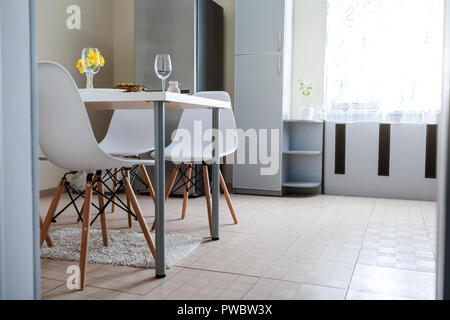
[40,188,57,197]
[233,188,283,197]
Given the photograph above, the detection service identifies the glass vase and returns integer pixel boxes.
[85,72,94,89]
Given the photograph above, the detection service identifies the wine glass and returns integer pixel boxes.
[154,54,172,91]
[81,48,101,89]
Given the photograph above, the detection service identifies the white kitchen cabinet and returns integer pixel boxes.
[233,54,284,193]
[235,0,285,54]
[233,0,293,196]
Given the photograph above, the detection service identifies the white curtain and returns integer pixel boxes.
[324,0,445,123]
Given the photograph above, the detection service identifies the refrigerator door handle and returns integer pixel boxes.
[278,32,282,52]
[277,56,281,76]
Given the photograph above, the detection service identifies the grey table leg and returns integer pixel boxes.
[211,108,220,240]
[154,101,166,278]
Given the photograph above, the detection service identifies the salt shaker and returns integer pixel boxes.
[167,81,181,93]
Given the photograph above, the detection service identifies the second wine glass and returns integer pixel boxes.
[154,54,172,91]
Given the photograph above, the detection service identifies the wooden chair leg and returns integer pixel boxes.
[125,170,133,228]
[123,175,156,259]
[202,165,213,237]
[140,165,156,203]
[96,174,108,247]
[111,168,118,212]
[220,170,238,224]
[152,165,180,231]
[40,216,53,247]
[181,165,192,220]
[77,173,97,223]
[40,177,66,248]
[80,175,94,290]
[165,165,180,201]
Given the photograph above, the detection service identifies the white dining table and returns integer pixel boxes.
[80,89,231,278]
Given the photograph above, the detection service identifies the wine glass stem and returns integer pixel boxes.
[162,79,166,92]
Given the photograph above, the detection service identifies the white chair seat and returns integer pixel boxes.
[99,142,155,158]
[111,156,154,167]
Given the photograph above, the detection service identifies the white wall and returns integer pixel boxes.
[113,0,134,84]
[38,147,66,191]
[290,0,327,120]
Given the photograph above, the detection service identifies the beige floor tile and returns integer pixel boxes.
[41,259,103,282]
[264,256,354,289]
[113,292,143,300]
[284,238,361,264]
[140,269,259,300]
[243,278,345,300]
[43,284,123,300]
[348,264,436,300]
[41,278,65,294]
[86,265,184,295]
[186,231,297,276]
[345,290,411,300]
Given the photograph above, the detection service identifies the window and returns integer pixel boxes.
[324,0,445,123]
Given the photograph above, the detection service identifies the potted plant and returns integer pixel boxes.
[298,80,315,120]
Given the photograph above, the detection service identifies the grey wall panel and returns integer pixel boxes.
[196,0,224,91]
[30,0,40,299]
[0,0,3,298]
[325,122,437,201]
[134,0,195,145]
[0,0,38,299]
[135,0,195,92]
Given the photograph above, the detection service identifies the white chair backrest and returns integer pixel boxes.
[38,61,114,172]
[100,109,155,155]
[173,91,238,156]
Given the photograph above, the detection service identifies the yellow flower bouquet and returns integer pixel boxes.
[77,48,105,89]
[77,49,105,74]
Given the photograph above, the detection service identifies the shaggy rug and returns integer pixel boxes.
[41,228,203,269]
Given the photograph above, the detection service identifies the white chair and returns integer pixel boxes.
[157,91,238,235]
[99,106,156,227]
[100,109,155,157]
[38,61,156,289]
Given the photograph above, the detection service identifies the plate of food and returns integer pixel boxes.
[113,83,148,92]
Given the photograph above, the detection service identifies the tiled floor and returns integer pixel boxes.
[40,192,437,300]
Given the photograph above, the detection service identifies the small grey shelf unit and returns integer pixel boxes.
[282,120,324,194]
